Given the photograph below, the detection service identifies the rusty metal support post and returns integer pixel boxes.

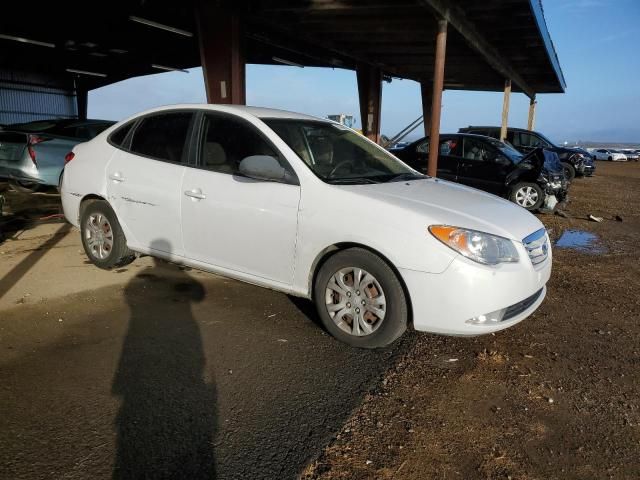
[196,1,246,104]
[527,96,537,131]
[427,19,447,177]
[75,78,88,120]
[420,82,432,137]
[500,79,512,141]
[356,64,382,143]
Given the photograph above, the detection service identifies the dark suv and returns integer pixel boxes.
[389,134,568,212]
[458,126,595,180]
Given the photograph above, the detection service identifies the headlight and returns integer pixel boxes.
[428,225,519,265]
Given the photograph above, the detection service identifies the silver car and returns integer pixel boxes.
[0,119,114,192]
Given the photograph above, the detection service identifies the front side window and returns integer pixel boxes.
[264,119,422,184]
[198,114,282,174]
[462,137,487,161]
[129,113,192,163]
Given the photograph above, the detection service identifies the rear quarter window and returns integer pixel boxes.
[109,122,134,147]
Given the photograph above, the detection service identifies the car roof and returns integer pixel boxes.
[461,125,537,134]
[127,104,328,123]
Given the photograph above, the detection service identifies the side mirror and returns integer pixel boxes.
[493,155,511,166]
[238,155,296,184]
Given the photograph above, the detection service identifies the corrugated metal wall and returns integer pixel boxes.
[0,70,77,125]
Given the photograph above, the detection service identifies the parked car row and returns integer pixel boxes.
[458,126,595,180]
[389,134,567,212]
[590,148,639,162]
[0,119,114,192]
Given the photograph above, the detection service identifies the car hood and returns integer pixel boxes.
[341,178,544,242]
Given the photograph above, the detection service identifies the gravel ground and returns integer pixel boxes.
[303,161,640,480]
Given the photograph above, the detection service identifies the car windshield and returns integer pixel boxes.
[484,137,525,163]
[263,118,423,184]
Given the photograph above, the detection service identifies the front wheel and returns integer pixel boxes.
[510,182,545,211]
[561,162,576,181]
[313,248,407,348]
[80,200,135,269]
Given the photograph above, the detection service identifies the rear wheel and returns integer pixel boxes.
[608,156,612,161]
[561,162,576,181]
[9,180,40,193]
[80,200,134,269]
[510,182,545,211]
[313,248,407,348]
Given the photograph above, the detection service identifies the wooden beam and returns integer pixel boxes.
[196,1,246,104]
[419,0,536,99]
[427,19,447,177]
[356,64,383,143]
[527,96,537,130]
[500,79,512,142]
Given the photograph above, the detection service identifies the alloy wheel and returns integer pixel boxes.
[515,186,539,208]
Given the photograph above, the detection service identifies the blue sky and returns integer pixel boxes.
[89,0,640,143]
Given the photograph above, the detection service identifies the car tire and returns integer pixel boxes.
[80,200,135,270]
[0,181,8,193]
[561,162,576,181]
[313,247,407,349]
[510,182,545,211]
[608,156,612,161]
[9,180,40,193]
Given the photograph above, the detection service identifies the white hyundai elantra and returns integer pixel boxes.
[61,105,551,348]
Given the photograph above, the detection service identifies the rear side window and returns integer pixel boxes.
[130,113,192,163]
[109,122,134,147]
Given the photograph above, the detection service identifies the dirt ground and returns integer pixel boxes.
[1,162,639,479]
[302,161,640,479]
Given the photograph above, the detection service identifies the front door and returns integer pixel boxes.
[456,137,507,195]
[106,111,194,256]
[181,112,300,286]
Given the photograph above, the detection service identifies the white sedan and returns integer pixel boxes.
[61,105,551,348]
[592,149,627,161]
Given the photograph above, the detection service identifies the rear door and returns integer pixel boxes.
[457,137,508,195]
[180,111,300,285]
[410,136,460,180]
[106,111,194,256]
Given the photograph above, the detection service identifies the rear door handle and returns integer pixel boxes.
[184,189,206,200]
[109,172,125,182]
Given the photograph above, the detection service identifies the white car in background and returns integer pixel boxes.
[61,105,551,348]
[592,149,627,161]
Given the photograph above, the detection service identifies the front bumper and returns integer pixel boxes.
[400,240,551,336]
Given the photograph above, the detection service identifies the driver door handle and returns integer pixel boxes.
[184,189,206,200]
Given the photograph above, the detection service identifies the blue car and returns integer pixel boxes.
[0,119,114,192]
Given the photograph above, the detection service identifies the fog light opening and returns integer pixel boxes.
[466,308,507,325]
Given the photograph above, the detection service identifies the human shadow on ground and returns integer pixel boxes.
[112,239,217,479]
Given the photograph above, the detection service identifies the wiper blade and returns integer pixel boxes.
[327,177,381,184]
[385,172,427,182]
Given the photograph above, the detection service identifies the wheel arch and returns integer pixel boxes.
[308,242,414,325]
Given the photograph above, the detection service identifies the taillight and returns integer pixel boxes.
[64,152,75,165]
[27,135,50,167]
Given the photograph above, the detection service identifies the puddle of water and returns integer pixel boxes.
[555,230,607,254]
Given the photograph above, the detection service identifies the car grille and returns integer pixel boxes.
[503,288,544,321]
[523,228,549,265]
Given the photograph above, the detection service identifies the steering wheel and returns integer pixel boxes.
[328,160,355,178]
